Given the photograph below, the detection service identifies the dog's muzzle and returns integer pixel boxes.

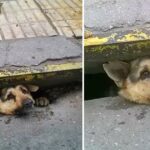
[15,99,33,115]
[23,99,33,108]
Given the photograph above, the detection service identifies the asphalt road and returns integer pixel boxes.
[85,96,150,150]
[0,89,82,150]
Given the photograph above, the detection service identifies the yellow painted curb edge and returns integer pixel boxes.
[84,30,150,47]
[0,62,82,78]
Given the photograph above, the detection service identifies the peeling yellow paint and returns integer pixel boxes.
[84,33,117,46]
[0,62,81,79]
[45,62,82,72]
[85,44,119,53]
[84,30,150,47]
[117,31,150,42]
[111,33,118,39]
[25,75,34,81]
[84,37,109,46]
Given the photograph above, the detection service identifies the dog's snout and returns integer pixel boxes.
[23,99,33,107]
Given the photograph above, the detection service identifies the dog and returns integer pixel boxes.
[0,85,49,115]
[103,57,150,104]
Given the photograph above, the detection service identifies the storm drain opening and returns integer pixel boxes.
[85,73,118,100]
[0,64,81,115]
[0,77,82,150]
[32,81,82,106]
[0,80,81,119]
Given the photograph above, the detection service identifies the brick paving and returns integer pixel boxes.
[35,0,82,37]
[0,0,82,40]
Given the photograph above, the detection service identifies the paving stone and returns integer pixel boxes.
[35,0,82,37]
[0,0,57,40]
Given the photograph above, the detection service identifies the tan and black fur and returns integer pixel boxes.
[103,57,150,104]
[0,85,49,115]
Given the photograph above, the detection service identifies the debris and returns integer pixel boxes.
[4,117,11,124]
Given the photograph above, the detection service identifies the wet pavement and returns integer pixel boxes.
[0,89,82,150]
[85,96,150,150]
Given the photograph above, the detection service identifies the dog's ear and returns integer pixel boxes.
[103,61,130,87]
[26,85,39,92]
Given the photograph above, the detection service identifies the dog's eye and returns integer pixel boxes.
[140,70,150,80]
[20,87,29,94]
[7,93,15,100]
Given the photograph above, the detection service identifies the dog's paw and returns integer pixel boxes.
[35,97,49,107]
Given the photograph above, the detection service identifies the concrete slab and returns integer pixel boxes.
[85,0,150,34]
[0,89,82,150]
[85,97,150,150]
[0,36,81,67]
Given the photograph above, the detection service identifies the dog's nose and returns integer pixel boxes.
[23,99,33,107]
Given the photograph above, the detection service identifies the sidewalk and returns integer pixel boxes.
[85,97,150,150]
[0,0,82,87]
[0,88,82,150]
[0,0,82,40]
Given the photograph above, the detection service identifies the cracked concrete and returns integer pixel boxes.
[0,36,81,67]
[85,0,150,34]
[85,96,150,150]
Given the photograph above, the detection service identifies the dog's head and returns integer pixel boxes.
[103,57,150,104]
[0,85,39,115]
